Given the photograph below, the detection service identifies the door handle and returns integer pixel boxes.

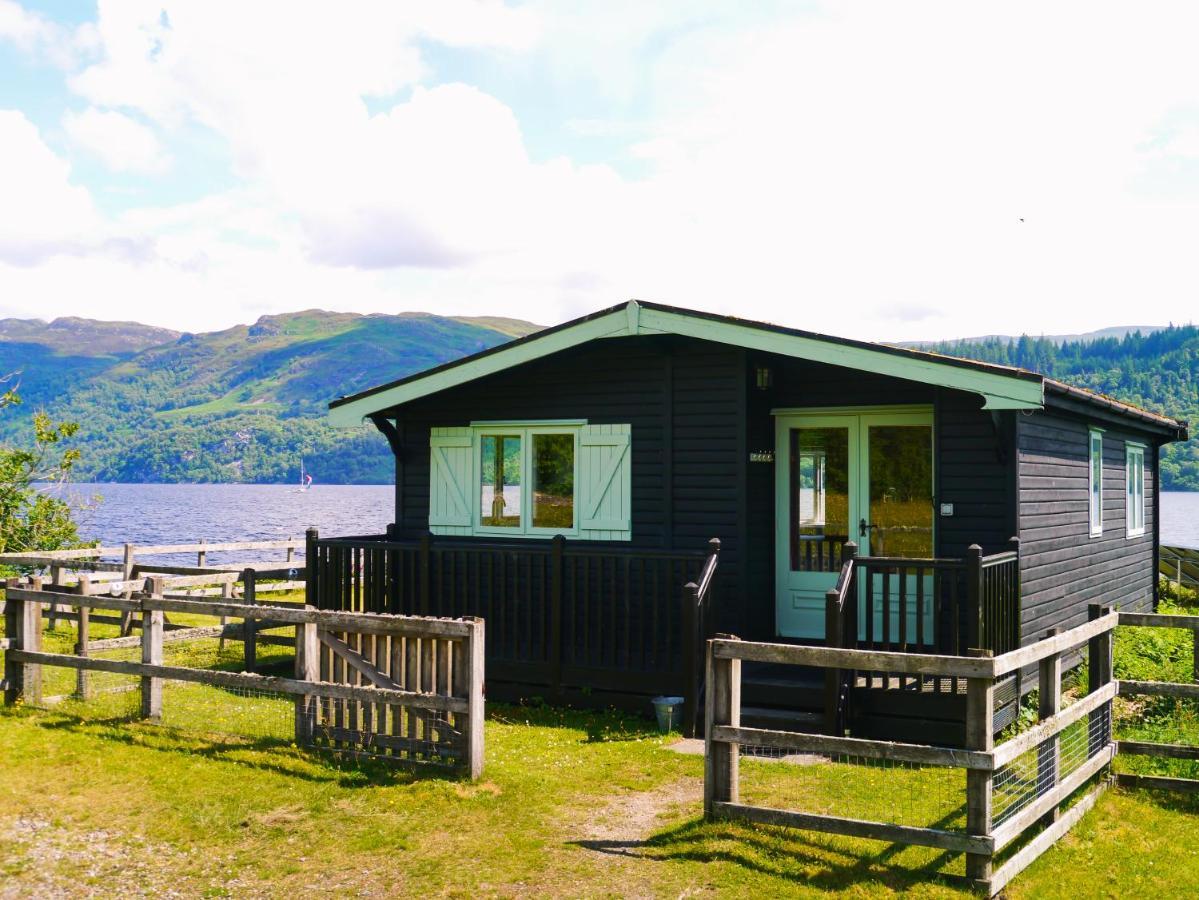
[859,519,876,537]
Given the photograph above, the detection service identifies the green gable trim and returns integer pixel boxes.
[328,300,1044,426]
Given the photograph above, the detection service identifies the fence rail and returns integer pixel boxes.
[2,579,485,777]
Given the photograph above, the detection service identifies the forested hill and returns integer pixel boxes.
[919,325,1198,490]
[2,312,1194,488]
[0,310,540,484]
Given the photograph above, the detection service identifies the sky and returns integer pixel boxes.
[1,1,1199,341]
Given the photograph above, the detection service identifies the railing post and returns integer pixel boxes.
[197,538,206,569]
[141,576,164,721]
[286,538,295,565]
[242,568,257,673]
[4,579,42,706]
[965,648,995,885]
[682,581,699,738]
[1088,604,1114,757]
[76,575,92,700]
[295,607,319,745]
[305,527,319,609]
[966,544,983,653]
[549,534,565,698]
[704,633,740,817]
[824,588,843,736]
[1037,628,1062,825]
[419,533,432,614]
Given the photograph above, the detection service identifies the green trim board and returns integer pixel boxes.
[328,300,1046,426]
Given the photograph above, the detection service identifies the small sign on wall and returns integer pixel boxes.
[940,503,955,516]
[750,451,775,463]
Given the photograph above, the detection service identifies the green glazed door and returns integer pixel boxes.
[776,409,934,641]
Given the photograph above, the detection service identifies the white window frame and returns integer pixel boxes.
[472,422,581,539]
[1088,428,1104,538]
[1125,442,1146,538]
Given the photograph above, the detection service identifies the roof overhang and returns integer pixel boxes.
[329,300,1045,426]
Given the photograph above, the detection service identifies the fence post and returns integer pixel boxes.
[824,588,843,736]
[242,568,257,673]
[549,534,565,698]
[48,564,64,629]
[681,581,699,739]
[965,648,995,885]
[419,533,432,614]
[451,618,485,780]
[294,607,319,745]
[4,579,42,706]
[286,538,295,566]
[305,527,319,609]
[704,633,741,817]
[1037,627,1062,825]
[75,575,92,700]
[966,545,983,653]
[1088,604,1114,757]
[197,538,206,568]
[141,576,164,720]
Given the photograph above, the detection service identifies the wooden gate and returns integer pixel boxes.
[311,620,477,766]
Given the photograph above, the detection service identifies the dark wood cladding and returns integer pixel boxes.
[390,333,743,573]
[1016,409,1157,643]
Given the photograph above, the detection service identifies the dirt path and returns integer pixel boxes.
[579,776,703,848]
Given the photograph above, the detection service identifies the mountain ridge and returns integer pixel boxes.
[0,311,1194,489]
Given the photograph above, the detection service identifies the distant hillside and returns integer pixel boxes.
[920,326,1198,491]
[0,310,541,484]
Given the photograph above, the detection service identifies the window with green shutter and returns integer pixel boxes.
[428,421,631,541]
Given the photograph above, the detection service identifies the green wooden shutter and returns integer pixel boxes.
[578,424,632,540]
[429,427,473,534]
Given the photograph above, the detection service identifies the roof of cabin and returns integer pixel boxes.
[328,299,1188,441]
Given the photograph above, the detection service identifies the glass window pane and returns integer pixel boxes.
[790,427,849,571]
[867,425,934,558]
[480,434,522,527]
[532,433,574,529]
[1090,434,1103,532]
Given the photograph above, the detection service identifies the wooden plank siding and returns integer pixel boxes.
[391,333,744,593]
[1016,410,1157,644]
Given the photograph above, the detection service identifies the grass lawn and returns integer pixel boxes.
[0,586,1197,897]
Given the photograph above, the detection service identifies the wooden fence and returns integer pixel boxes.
[706,607,1123,897]
[2,578,485,777]
[1111,609,1199,794]
[308,530,717,732]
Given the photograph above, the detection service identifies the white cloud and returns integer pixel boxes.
[63,106,170,174]
[0,110,99,265]
[5,2,1199,341]
[0,0,96,69]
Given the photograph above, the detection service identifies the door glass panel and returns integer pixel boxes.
[867,425,933,558]
[790,427,849,572]
[480,434,522,527]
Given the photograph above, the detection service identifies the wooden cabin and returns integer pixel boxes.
[315,300,1188,742]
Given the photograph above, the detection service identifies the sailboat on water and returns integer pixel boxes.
[295,459,314,493]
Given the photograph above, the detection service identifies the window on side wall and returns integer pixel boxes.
[1126,442,1146,537]
[1088,429,1104,537]
[427,421,632,540]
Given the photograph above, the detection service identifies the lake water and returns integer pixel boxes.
[36,484,1199,560]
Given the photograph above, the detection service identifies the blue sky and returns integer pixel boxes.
[1,2,1198,339]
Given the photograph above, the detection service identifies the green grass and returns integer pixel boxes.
[1,585,1198,896]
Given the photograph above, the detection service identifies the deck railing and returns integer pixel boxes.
[823,539,1023,732]
[305,529,713,733]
